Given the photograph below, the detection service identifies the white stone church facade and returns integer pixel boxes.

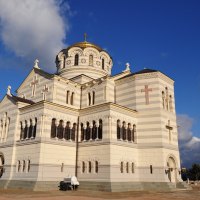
[0,39,185,191]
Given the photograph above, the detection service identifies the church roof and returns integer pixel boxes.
[116,68,159,80]
[8,95,35,105]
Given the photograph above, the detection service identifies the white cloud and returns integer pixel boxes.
[0,0,70,71]
[177,114,200,167]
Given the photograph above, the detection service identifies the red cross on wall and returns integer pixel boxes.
[141,85,153,105]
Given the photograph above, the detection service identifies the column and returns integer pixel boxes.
[69,124,72,141]
[62,120,66,140]
[83,123,86,142]
[129,127,133,142]
[125,124,128,142]
[89,123,93,141]
[95,121,99,141]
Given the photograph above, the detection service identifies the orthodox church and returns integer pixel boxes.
[0,37,186,191]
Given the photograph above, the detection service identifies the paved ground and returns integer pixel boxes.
[0,187,199,200]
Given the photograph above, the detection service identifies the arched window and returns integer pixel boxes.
[122,121,126,140]
[102,58,105,70]
[22,160,26,172]
[86,122,90,141]
[28,119,33,139]
[131,162,135,173]
[57,120,64,139]
[92,121,96,140]
[63,56,66,68]
[127,123,131,141]
[81,123,84,141]
[150,165,153,174]
[92,91,95,105]
[88,161,92,173]
[89,55,93,66]
[64,121,70,140]
[88,92,91,106]
[98,119,103,139]
[33,118,37,138]
[66,91,70,104]
[165,87,169,110]
[95,161,98,173]
[126,162,129,173]
[132,125,136,142]
[20,122,23,140]
[74,54,79,66]
[51,118,56,138]
[120,162,123,173]
[117,120,121,140]
[24,120,28,139]
[71,92,74,105]
[82,161,85,173]
[71,123,76,141]
[0,154,5,177]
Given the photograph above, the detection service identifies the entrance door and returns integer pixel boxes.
[167,157,177,183]
[0,153,4,178]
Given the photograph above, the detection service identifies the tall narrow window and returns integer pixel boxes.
[51,118,56,138]
[92,121,96,140]
[64,121,70,140]
[74,54,79,66]
[99,119,103,139]
[24,120,28,139]
[89,55,93,66]
[122,121,126,140]
[86,122,90,141]
[81,123,84,141]
[63,56,66,68]
[120,162,123,173]
[88,161,92,173]
[27,160,31,172]
[131,163,135,173]
[17,160,21,172]
[150,165,153,174]
[71,92,74,105]
[127,123,131,141]
[33,118,37,138]
[88,93,91,106]
[95,161,98,173]
[57,120,64,139]
[22,160,26,172]
[132,125,136,142]
[126,162,129,173]
[28,119,33,139]
[162,91,165,109]
[92,91,95,105]
[71,123,76,141]
[102,58,105,70]
[66,91,70,104]
[82,161,85,173]
[117,120,121,140]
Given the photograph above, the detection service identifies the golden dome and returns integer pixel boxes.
[68,41,103,52]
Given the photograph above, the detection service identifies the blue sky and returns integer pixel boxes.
[0,0,200,167]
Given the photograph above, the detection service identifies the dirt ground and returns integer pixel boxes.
[0,186,200,200]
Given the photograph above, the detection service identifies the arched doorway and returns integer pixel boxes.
[167,156,177,183]
[0,153,5,178]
